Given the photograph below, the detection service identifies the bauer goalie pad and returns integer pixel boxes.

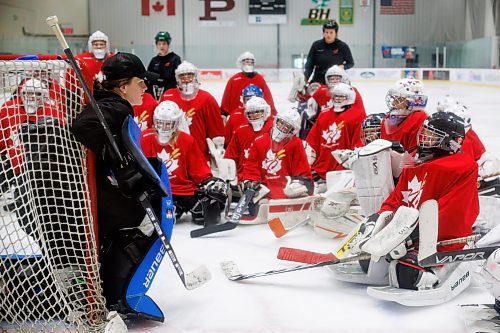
[367,261,472,306]
[352,140,395,216]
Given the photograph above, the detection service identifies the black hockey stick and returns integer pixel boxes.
[419,246,499,267]
[220,253,371,281]
[190,189,256,238]
[46,16,210,290]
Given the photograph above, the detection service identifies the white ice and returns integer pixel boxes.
[127,79,500,333]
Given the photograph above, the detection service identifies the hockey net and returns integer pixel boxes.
[0,59,107,331]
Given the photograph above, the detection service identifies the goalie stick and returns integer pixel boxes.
[220,253,371,281]
[46,16,210,290]
[419,245,498,267]
[268,216,310,238]
[277,234,482,264]
[190,189,256,238]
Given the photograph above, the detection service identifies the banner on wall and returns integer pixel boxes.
[248,0,287,24]
[422,70,450,81]
[339,0,353,24]
[381,46,416,59]
[301,0,333,25]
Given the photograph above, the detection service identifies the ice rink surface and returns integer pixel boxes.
[128,79,499,333]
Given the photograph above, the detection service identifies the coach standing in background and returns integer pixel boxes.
[147,31,182,100]
[304,19,354,85]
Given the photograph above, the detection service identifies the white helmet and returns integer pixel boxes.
[437,96,472,133]
[21,79,49,114]
[271,109,301,150]
[88,30,110,59]
[153,101,183,144]
[385,77,427,115]
[175,61,200,100]
[480,249,500,301]
[236,51,255,74]
[325,65,349,88]
[244,96,270,131]
[329,82,356,112]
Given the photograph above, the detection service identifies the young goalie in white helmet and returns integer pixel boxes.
[225,96,273,178]
[140,100,227,226]
[220,51,276,117]
[381,77,428,155]
[159,61,225,165]
[239,108,313,201]
[305,82,365,181]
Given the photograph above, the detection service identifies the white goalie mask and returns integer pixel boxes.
[385,77,427,114]
[88,30,110,59]
[153,101,183,144]
[325,65,349,88]
[237,51,256,74]
[175,61,200,100]
[437,96,472,133]
[244,96,270,131]
[329,82,356,112]
[271,109,301,150]
[21,79,49,114]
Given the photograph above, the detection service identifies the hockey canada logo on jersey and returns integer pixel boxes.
[262,148,285,175]
[157,148,180,175]
[184,108,196,127]
[402,174,426,208]
[134,110,149,131]
[322,121,344,145]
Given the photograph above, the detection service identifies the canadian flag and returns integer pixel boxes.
[141,0,175,16]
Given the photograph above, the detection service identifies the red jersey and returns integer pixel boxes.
[224,118,273,177]
[221,72,276,115]
[133,92,158,131]
[160,88,225,162]
[312,85,365,114]
[380,153,479,251]
[140,130,212,196]
[381,110,427,155]
[306,104,365,179]
[241,134,312,199]
[460,128,486,162]
[224,106,247,146]
[0,97,66,173]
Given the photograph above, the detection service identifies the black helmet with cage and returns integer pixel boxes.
[416,111,466,163]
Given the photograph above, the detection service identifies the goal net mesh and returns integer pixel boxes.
[0,59,107,332]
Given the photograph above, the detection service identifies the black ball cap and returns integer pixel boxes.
[102,52,160,82]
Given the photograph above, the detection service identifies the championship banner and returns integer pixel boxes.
[339,0,354,24]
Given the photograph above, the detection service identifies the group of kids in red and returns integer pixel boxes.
[2,30,500,297]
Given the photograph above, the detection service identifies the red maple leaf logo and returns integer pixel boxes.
[152,1,164,12]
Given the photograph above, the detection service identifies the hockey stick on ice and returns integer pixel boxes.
[190,189,256,238]
[46,16,210,290]
[268,216,310,238]
[221,253,371,281]
[419,245,498,267]
[277,234,482,264]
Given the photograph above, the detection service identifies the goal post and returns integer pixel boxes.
[0,58,107,331]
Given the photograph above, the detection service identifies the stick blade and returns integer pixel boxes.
[220,261,242,281]
[184,265,211,290]
[277,247,336,264]
[190,222,237,238]
[268,218,287,238]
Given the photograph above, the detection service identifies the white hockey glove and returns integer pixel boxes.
[332,148,360,169]
[305,97,319,120]
[303,142,316,166]
[478,152,500,179]
[283,176,309,198]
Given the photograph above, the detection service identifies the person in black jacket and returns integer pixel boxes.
[146,31,182,100]
[304,19,354,85]
[71,52,161,308]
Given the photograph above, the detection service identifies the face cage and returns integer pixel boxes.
[245,109,265,121]
[177,72,196,84]
[154,119,178,133]
[386,94,412,112]
[326,75,344,87]
[361,127,381,145]
[417,125,446,150]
